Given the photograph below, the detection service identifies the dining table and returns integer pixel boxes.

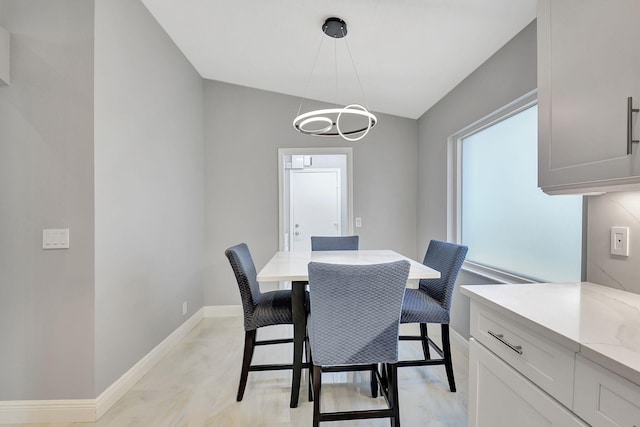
[256,249,441,408]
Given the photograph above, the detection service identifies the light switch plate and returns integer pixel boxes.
[610,227,629,256]
[43,228,69,249]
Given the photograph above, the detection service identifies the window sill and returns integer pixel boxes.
[461,261,539,285]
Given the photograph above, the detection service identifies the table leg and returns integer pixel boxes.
[290,280,306,408]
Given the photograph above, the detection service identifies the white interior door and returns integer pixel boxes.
[290,169,341,251]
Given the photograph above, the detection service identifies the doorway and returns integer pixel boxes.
[278,148,353,251]
[290,168,341,251]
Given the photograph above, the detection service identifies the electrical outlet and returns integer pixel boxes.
[611,227,630,256]
[182,301,188,316]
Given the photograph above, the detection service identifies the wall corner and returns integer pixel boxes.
[0,25,9,86]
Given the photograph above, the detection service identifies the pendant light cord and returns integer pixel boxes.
[293,17,377,141]
[343,36,371,111]
[334,37,339,109]
[296,33,326,117]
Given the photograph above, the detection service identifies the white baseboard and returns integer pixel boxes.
[0,308,204,424]
[0,399,96,424]
[203,304,242,317]
[95,307,204,418]
[1,305,461,424]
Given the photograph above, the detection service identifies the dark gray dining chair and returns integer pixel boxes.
[307,260,410,427]
[310,235,359,251]
[398,240,468,392]
[224,243,309,401]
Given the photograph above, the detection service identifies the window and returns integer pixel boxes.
[449,92,583,283]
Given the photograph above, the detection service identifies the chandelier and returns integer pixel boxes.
[293,17,377,142]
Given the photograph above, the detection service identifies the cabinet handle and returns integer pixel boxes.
[627,97,639,155]
[487,330,523,355]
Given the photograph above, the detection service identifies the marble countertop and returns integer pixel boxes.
[461,282,640,386]
[257,250,440,282]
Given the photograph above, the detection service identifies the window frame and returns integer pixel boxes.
[446,90,585,283]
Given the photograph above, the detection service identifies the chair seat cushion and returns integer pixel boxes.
[400,288,449,324]
[248,289,309,330]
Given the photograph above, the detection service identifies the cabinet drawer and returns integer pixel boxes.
[469,339,587,427]
[574,354,640,427]
[470,302,575,408]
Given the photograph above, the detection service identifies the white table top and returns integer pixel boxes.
[257,250,440,282]
[461,282,640,387]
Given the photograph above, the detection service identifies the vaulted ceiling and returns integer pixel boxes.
[140,0,536,119]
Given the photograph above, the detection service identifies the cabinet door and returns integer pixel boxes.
[538,0,640,194]
[468,339,586,427]
[574,354,640,427]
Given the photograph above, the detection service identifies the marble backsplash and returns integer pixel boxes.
[587,191,640,294]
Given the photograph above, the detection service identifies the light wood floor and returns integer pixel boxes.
[5,317,468,426]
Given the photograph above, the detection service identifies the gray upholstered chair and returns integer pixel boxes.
[307,260,410,427]
[310,235,359,251]
[398,240,468,392]
[308,234,360,399]
[224,243,309,401]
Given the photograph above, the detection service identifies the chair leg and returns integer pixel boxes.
[237,329,256,401]
[370,364,378,398]
[420,323,431,359]
[388,363,401,427]
[313,365,322,427]
[441,324,456,392]
[380,362,389,396]
[291,281,307,408]
[307,336,314,402]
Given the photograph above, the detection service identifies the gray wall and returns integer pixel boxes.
[417,21,537,338]
[0,0,95,400]
[94,0,204,394]
[0,0,204,400]
[204,81,418,305]
[8,0,621,402]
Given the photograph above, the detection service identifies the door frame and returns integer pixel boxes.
[278,147,353,251]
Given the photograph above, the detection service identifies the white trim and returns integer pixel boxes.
[0,399,96,424]
[203,305,242,317]
[462,261,539,284]
[277,147,354,251]
[452,90,538,141]
[446,90,569,282]
[447,90,538,244]
[0,308,204,424]
[446,134,462,242]
[95,307,204,418]
[0,305,462,424]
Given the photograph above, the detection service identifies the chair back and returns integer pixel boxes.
[310,235,359,251]
[307,260,410,366]
[419,240,468,312]
[225,243,262,327]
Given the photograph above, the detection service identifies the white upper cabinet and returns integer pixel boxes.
[538,0,640,194]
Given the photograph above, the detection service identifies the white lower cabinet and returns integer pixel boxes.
[469,339,586,427]
[574,354,640,427]
[463,284,640,427]
[470,301,576,407]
